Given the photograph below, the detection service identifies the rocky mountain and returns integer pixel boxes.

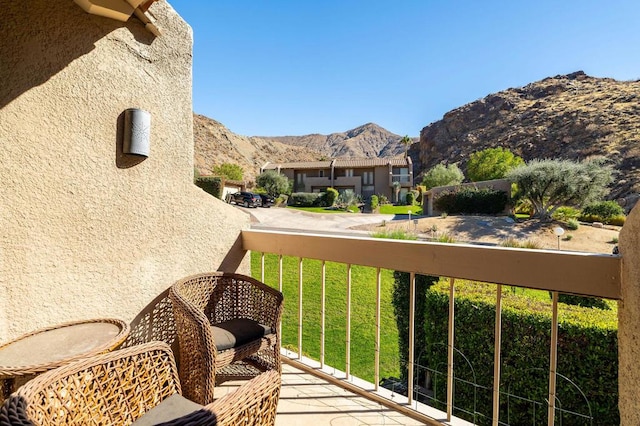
[193,114,323,183]
[415,71,640,206]
[259,123,417,159]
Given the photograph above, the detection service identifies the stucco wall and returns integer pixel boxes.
[618,205,640,425]
[0,0,249,340]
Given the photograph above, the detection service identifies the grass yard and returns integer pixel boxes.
[251,252,401,383]
[379,204,423,215]
[287,206,359,214]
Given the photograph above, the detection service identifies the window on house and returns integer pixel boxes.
[319,170,324,177]
[363,171,374,185]
[345,169,354,177]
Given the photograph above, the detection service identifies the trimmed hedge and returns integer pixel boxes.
[392,273,439,378]
[289,192,321,207]
[194,176,223,199]
[434,187,508,215]
[422,280,618,425]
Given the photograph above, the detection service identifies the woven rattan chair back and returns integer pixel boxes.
[170,272,283,405]
[121,288,180,366]
[0,342,180,425]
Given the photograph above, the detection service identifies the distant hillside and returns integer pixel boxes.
[193,114,323,183]
[415,71,640,206]
[260,123,417,159]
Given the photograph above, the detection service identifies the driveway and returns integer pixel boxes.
[236,206,394,235]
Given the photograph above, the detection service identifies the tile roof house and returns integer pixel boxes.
[261,157,413,203]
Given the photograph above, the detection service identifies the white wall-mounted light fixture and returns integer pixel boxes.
[123,108,150,157]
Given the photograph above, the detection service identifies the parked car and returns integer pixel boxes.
[228,191,261,208]
[258,194,275,208]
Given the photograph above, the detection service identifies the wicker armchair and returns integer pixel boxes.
[0,341,281,426]
[121,288,180,363]
[170,272,283,405]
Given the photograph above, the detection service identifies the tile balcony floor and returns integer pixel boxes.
[213,363,425,426]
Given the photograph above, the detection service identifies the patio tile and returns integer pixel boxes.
[214,363,424,425]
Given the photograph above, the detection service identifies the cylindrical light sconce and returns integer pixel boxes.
[123,108,151,157]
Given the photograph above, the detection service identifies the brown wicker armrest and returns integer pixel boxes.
[0,342,180,425]
[207,369,280,426]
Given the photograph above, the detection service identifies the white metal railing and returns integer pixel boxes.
[243,229,621,425]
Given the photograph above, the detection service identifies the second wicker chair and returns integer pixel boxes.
[170,272,283,405]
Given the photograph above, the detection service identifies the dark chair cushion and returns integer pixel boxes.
[211,318,272,351]
[131,393,205,425]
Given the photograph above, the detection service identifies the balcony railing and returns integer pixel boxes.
[391,174,411,185]
[242,229,621,425]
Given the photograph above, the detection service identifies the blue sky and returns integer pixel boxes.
[169,1,640,137]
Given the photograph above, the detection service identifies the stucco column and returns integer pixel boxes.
[618,204,640,425]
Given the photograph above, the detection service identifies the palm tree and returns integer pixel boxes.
[400,135,412,158]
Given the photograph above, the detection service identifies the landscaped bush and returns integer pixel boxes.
[608,215,626,226]
[405,191,416,206]
[324,187,339,207]
[289,192,321,207]
[552,206,581,221]
[434,187,508,215]
[579,201,624,224]
[194,176,223,199]
[369,194,379,210]
[391,272,439,380]
[566,218,580,230]
[422,280,618,425]
[378,194,390,205]
[336,189,359,208]
[557,293,610,310]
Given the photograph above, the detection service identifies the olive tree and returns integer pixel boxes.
[421,163,464,189]
[212,163,243,181]
[255,170,290,197]
[467,147,524,182]
[507,158,613,221]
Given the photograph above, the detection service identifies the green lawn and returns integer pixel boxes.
[286,206,358,214]
[251,252,400,383]
[379,204,423,215]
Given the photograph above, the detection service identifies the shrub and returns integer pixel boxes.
[289,192,321,207]
[434,187,508,215]
[424,280,618,425]
[566,218,580,230]
[194,176,223,199]
[369,194,379,210]
[370,229,417,240]
[406,191,415,206]
[324,187,339,207]
[435,233,456,243]
[378,194,390,205]
[336,190,359,208]
[580,201,624,224]
[552,206,581,221]
[500,238,542,249]
[558,293,610,310]
[564,234,574,241]
[609,215,626,226]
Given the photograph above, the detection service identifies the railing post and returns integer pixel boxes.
[447,278,456,421]
[493,284,503,426]
[346,264,352,379]
[260,252,265,283]
[375,267,381,391]
[408,272,416,404]
[321,260,326,368]
[278,255,283,338]
[548,291,559,426]
[298,257,303,360]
